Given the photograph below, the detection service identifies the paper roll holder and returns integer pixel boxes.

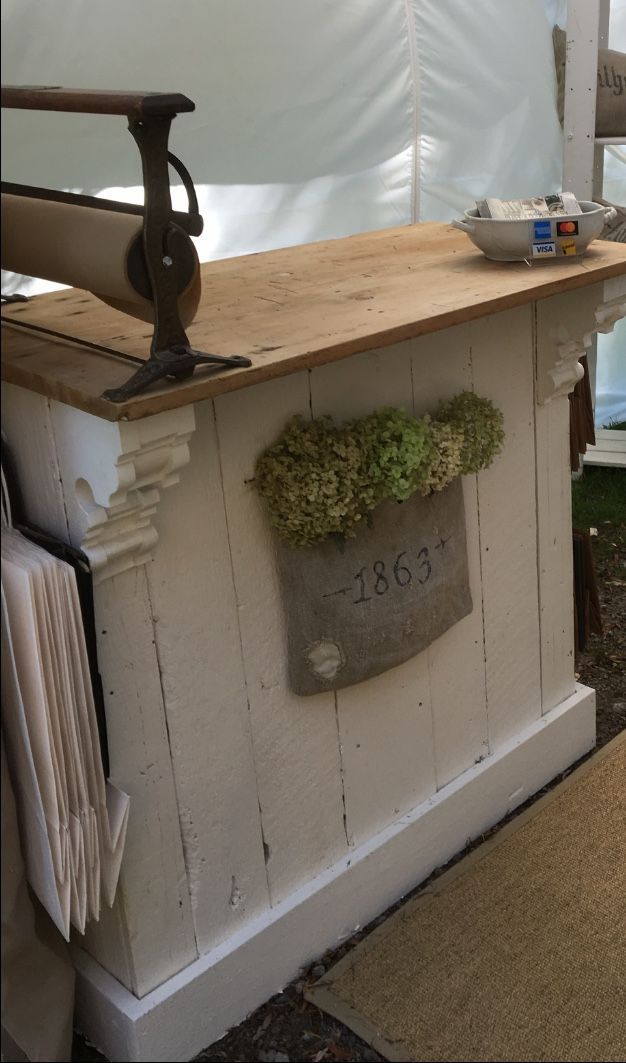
[1,86,252,402]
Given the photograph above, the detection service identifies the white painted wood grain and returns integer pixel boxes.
[2,388,197,993]
[410,326,490,786]
[83,570,198,995]
[1,386,136,989]
[562,0,600,201]
[213,374,348,904]
[534,286,606,712]
[533,386,576,713]
[1,383,69,540]
[146,398,270,954]
[308,345,436,847]
[74,685,596,1063]
[48,409,198,996]
[584,429,626,468]
[470,307,542,751]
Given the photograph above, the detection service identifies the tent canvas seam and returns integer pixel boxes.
[403,0,422,223]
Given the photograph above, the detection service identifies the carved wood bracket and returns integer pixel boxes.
[53,405,196,583]
[535,279,626,406]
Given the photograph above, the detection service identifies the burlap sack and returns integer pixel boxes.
[597,196,626,242]
[275,477,472,696]
[553,26,626,138]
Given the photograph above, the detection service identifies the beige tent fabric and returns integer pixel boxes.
[1,738,74,1063]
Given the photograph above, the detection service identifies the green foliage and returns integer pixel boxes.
[418,418,464,494]
[352,407,434,502]
[255,391,504,547]
[571,466,626,567]
[572,466,626,529]
[254,416,376,547]
[436,391,504,475]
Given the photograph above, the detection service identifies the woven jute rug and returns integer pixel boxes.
[307,733,626,1062]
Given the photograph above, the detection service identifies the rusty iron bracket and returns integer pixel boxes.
[1,86,251,402]
[102,114,251,402]
[1,293,29,305]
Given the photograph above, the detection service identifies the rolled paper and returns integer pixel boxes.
[1,192,201,327]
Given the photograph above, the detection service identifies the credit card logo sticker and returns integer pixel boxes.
[532,242,556,257]
[559,239,577,256]
[557,220,579,236]
[534,220,552,240]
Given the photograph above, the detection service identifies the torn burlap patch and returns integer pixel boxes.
[275,477,472,696]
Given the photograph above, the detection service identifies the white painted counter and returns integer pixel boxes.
[2,227,625,1061]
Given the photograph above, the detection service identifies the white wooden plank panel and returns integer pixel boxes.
[584,449,626,467]
[75,686,596,1063]
[2,386,136,991]
[585,429,626,468]
[1,383,69,540]
[534,393,576,713]
[85,570,198,995]
[48,404,198,995]
[410,326,490,786]
[213,374,347,904]
[470,307,542,751]
[80,897,134,999]
[309,346,436,847]
[146,398,270,954]
[562,0,600,200]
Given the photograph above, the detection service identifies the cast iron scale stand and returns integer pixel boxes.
[1,86,251,401]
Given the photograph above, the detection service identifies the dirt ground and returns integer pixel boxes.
[576,523,626,749]
[74,485,625,1063]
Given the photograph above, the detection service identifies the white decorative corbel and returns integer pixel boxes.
[536,280,626,406]
[540,325,587,403]
[588,295,626,341]
[49,403,196,583]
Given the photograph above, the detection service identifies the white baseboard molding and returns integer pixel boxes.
[584,428,626,468]
[74,685,596,1063]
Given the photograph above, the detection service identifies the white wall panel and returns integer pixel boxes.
[2,0,566,289]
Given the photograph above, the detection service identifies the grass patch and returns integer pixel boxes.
[603,419,626,431]
[572,466,626,566]
[572,466,626,527]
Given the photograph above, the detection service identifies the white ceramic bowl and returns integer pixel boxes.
[451,201,616,262]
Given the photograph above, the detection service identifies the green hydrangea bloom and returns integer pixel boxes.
[255,393,504,548]
[418,418,465,494]
[436,391,504,474]
[352,407,435,502]
[255,416,377,547]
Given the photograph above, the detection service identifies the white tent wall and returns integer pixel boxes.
[2,0,562,284]
[410,1,562,220]
[597,1,626,428]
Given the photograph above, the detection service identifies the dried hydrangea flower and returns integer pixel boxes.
[436,391,504,474]
[255,392,504,548]
[418,418,465,494]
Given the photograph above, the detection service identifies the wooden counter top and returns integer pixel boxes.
[3,223,626,421]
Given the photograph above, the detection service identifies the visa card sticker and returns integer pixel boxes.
[557,220,579,236]
[532,241,556,257]
[533,220,552,240]
[559,239,578,256]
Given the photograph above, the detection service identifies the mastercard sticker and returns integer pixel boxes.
[560,239,578,256]
[557,220,579,236]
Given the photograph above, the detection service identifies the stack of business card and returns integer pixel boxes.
[1,526,129,939]
[476,193,582,219]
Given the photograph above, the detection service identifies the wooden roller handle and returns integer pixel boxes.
[0,85,194,118]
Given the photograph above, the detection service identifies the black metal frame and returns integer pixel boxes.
[1,85,251,402]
